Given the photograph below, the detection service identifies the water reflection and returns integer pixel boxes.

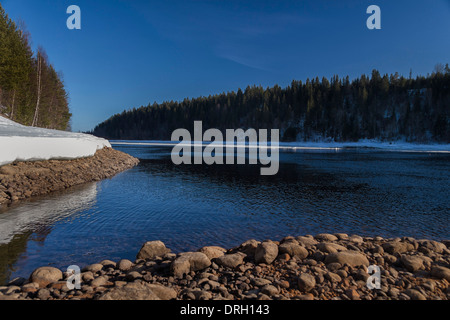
[0,183,98,284]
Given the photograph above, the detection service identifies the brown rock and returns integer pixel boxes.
[382,241,414,254]
[324,251,369,267]
[314,233,338,242]
[137,241,171,260]
[279,241,308,259]
[198,246,226,260]
[404,289,427,300]
[30,267,63,288]
[215,252,246,269]
[117,259,133,271]
[171,252,211,278]
[298,273,316,292]
[255,241,279,265]
[431,266,450,281]
[400,255,424,272]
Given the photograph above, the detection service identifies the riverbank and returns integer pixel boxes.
[1,233,448,300]
[0,147,139,206]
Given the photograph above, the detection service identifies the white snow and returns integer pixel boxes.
[0,116,111,166]
[110,139,450,153]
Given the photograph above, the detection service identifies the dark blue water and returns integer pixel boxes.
[0,144,449,284]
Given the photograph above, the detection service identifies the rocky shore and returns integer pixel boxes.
[1,234,449,300]
[0,147,139,205]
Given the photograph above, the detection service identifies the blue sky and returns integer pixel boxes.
[2,0,450,132]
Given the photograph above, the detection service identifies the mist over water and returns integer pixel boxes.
[0,143,449,284]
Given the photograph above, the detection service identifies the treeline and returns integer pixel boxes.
[92,65,450,143]
[0,4,71,130]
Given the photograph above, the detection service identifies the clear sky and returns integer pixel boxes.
[2,0,450,132]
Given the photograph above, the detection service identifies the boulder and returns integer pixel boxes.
[29,267,63,288]
[171,252,211,278]
[324,251,369,267]
[137,241,171,260]
[255,241,279,265]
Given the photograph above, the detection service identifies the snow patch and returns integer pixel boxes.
[0,116,111,166]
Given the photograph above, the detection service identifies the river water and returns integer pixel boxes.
[0,143,448,284]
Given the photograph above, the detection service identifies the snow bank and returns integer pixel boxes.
[0,116,111,166]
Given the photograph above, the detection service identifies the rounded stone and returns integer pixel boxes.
[30,267,63,288]
[137,240,171,260]
[255,241,279,265]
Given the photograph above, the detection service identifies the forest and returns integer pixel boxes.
[0,4,71,130]
[92,64,449,143]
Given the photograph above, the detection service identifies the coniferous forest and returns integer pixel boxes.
[0,4,71,130]
[92,65,449,143]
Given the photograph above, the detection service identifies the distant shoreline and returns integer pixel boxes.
[0,147,139,206]
[110,139,450,153]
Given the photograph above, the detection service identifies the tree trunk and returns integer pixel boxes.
[32,52,42,127]
[10,89,16,120]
